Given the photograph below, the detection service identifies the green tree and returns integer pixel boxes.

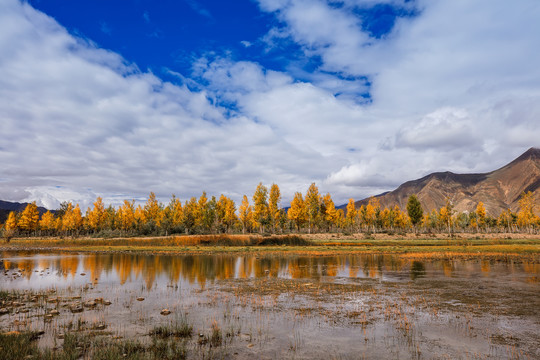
[406,195,423,231]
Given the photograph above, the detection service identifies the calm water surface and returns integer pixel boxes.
[1,252,537,288]
[0,252,538,359]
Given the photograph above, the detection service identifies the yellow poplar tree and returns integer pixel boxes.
[380,208,391,229]
[322,193,338,231]
[134,205,146,232]
[305,183,321,234]
[252,183,269,233]
[517,191,536,232]
[167,195,183,230]
[393,205,409,229]
[3,211,18,241]
[476,202,486,231]
[335,209,345,229]
[118,200,135,232]
[144,192,162,227]
[62,203,83,234]
[238,195,253,234]
[288,192,307,231]
[19,202,40,232]
[217,195,237,233]
[345,199,356,231]
[268,184,281,233]
[497,208,514,232]
[87,197,107,232]
[365,197,380,232]
[39,211,56,232]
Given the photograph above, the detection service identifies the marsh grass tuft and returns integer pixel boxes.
[0,331,41,360]
[150,315,193,339]
[210,321,223,347]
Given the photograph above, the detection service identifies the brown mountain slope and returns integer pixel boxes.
[353,147,540,216]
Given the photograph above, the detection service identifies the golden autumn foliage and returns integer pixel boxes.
[19,202,40,231]
[4,211,18,233]
[87,197,107,231]
[39,211,56,231]
[118,200,136,231]
[268,183,281,232]
[476,202,486,229]
[345,198,356,230]
[288,192,307,231]
[322,193,338,230]
[238,195,253,234]
[252,183,269,233]
[305,183,321,233]
[144,192,162,226]
[62,203,83,233]
[517,191,537,231]
[1,182,539,238]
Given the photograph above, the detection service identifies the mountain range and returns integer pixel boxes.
[0,200,50,224]
[350,147,540,216]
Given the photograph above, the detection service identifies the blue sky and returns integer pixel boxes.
[28,1,275,76]
[27,1,407,78]
[1,0,539,209]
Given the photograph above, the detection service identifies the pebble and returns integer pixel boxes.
[83,301,97,308]
[70,305,83,313]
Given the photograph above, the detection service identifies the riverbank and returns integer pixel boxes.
[1,233,539,259]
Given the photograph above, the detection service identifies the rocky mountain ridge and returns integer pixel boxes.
[351,147,540,216]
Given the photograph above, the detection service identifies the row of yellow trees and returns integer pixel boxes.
[1,183,538,238]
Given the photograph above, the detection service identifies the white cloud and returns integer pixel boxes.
[0,0,337,208]
[395,108,478,150]
[253,0,540,195]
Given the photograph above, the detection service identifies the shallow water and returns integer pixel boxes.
[1,251,539,359]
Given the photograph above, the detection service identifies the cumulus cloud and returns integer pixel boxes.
[253,0,540,194]
[395,108,478,150]
[0,0,335,208]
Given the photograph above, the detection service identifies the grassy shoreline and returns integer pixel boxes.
[1,234,539,259]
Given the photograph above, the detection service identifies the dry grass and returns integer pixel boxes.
[1,234,538,258]
[1,234,311,247]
